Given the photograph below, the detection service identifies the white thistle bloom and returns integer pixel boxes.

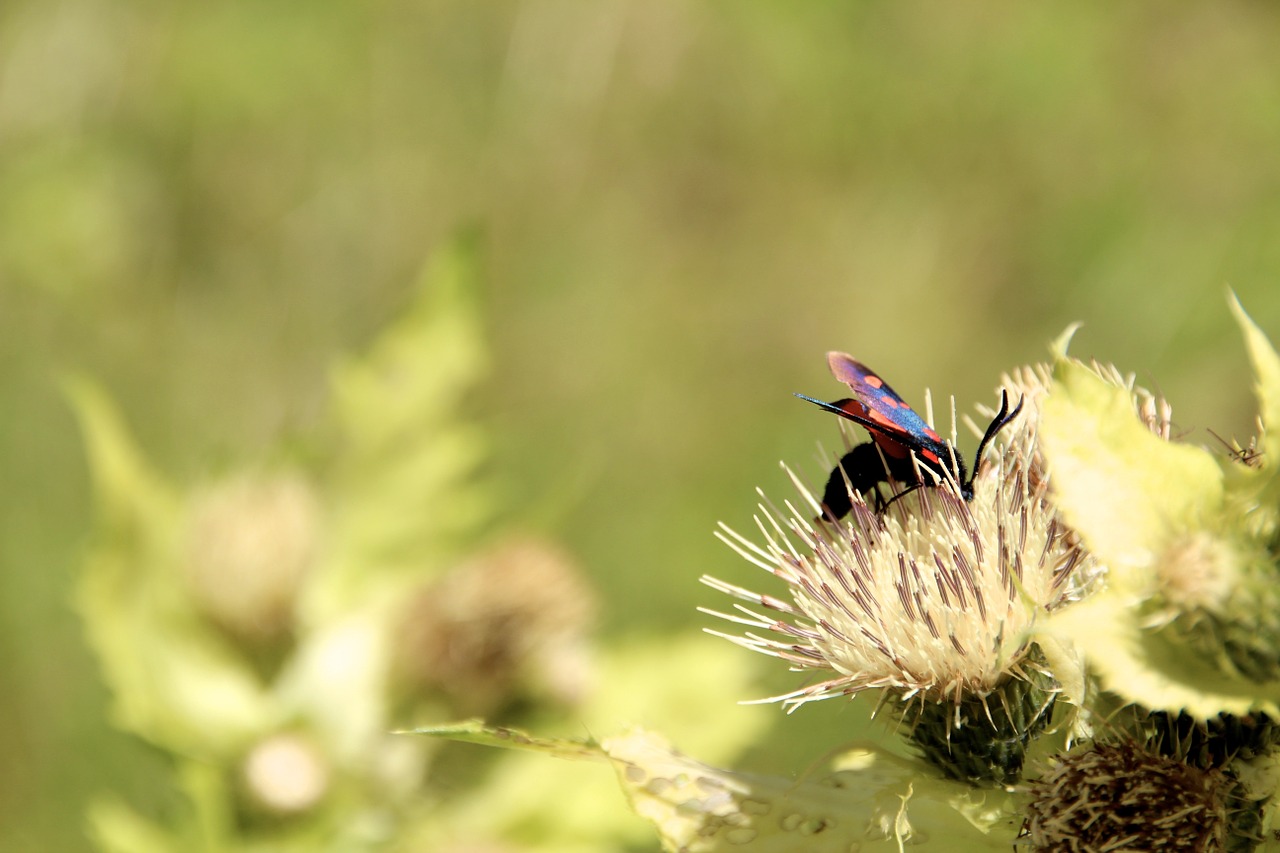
[702,391,1087,713]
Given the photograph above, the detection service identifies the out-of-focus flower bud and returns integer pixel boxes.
[241,732,331,816]
[397,538,597,714]
[184,474,321,644]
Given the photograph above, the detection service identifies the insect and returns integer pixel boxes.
[796,352,1023,520]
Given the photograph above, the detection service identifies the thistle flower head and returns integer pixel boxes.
[703,382,1088,711]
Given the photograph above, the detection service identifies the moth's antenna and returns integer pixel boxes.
[966,390,1024,491]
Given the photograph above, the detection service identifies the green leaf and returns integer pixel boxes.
[1230,292,1280,469]
[1040,359,1223,582]
[68,380,271,757]
[1048,323,1083,358]
[87,798,181,853]
[177,759,234,852]
[404,722,646,850]
[403,720,605,762]
[1234,751,1280,845]
[86,764,237,853]
[610,730,1016,852]
[314,234,490,623]
[410,723,1019,851]
[64,376,174,543]
[272,612,392,764]
[1045,591,1280,718]
[402,638,773,851]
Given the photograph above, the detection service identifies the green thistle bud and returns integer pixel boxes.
[901,656,1058,787]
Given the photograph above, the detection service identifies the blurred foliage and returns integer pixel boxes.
[63,240,772,850]
[5,0,1280,849]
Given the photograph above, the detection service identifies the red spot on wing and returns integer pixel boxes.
[835,399,870,420]
[821,352,954,467]
[865,408,899,429]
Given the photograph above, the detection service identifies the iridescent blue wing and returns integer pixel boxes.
[821,352,952,470]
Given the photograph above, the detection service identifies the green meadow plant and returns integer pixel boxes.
[70,240,616,852]
[77,257,1280,851]
[425,296,1280,852]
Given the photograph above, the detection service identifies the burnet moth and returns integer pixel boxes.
[796,352,1023,520]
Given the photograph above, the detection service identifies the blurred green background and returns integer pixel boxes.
[4,1,1280,849]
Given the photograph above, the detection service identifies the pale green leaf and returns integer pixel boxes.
[403,723,647,850]
[1230,292,1280,468]
[273,613,392,764]
[87,798,181,853]
[1034,633,1087,708]
[1048,323,1083,358]
[63,376,174,543]
[410,724,1018,852]
[606,729,1017,852]
[1046,590,1280,718]
[443,755,650,853]
[314,235,490,622]
[1040,359,1223,581]
[69,380,271,757]
[1236,752,1280,847]
[1234,750,1280,804]
[401,637,773,851]
[411,635,774,765]
[403,720,605,762]
[178,760,234,852]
